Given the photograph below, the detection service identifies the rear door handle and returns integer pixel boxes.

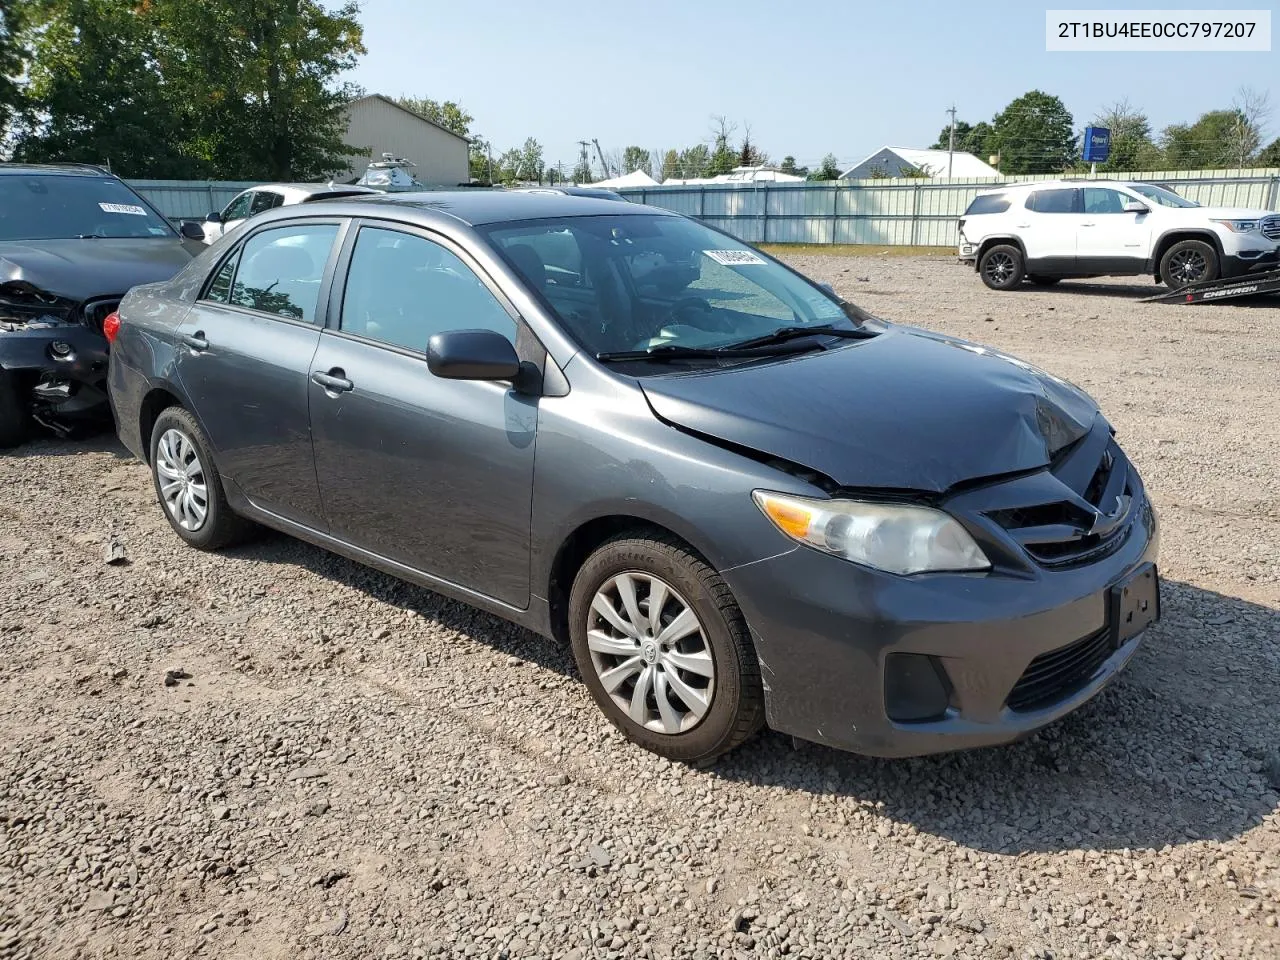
[311,369,354,394]
[182,332,209,352]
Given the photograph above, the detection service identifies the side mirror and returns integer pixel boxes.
[179,220,205,241]
[427,329,520,381]
[1124,200,1150,214]
[818,281,838,298]
[206,211,223,223]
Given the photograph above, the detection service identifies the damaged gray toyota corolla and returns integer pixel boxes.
[109,193,1159,762]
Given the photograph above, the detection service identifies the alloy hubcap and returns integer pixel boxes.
[586,572,715,735]
[156,428,208,532]
[985,253,1013,283]
[1170,250,1206,284]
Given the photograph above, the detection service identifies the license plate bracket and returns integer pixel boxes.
[1109,563,1160,647]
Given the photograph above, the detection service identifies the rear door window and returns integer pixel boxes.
[963,194,1010,215]
[249,191,281,215]
[1027,189,1079,214]
[227,224,339,323]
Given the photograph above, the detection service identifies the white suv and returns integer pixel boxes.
[957,179,1280,291]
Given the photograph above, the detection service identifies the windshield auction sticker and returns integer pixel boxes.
[1047,10,1271,51]
[704,250,766,266]
[99,202,149,216]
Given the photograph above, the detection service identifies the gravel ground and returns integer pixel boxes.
[1,255,1278,960]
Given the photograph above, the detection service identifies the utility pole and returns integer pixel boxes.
[486,140,493,186]
[946,104,957,178]
[576,140,591,184]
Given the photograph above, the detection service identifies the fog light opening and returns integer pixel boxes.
[884,654,951,723]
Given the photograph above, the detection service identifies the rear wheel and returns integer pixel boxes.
[0,371,31,449]
[1159,239,1219,289]
[979,244,1025,290]
[149,406,256,550]
[568,533,764,762]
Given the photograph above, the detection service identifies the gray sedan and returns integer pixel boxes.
[106,192,1159,762]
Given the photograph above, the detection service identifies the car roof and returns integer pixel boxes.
[250,182,379,197]
[0,162,117,178]
[314,189,660,225]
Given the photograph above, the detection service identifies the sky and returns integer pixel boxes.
[348,0,1279,173]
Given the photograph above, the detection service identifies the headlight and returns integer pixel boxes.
[752,491,990,575]
[1210,219,1260,233]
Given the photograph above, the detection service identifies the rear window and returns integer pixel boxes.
[1027,189,1078,214]
[963,194,1010,215]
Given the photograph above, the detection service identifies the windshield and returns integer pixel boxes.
[480,214,858,357]
[1128,183,1199,208]
[0,175,175,241]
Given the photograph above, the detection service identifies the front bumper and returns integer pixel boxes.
[725,495,1159,758]
[0,323,111,419]
[1221,243,1280,278]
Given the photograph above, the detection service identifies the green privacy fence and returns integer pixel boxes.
[126,168,1280,247]
[613,168,1280,247]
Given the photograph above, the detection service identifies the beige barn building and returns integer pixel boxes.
[339,94,470,186]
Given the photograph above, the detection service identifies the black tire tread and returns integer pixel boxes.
[570,529,765,762]
[150,406,257,551]
[0,371,31,449]
[1158,239,1219,289]
[979,243,1025,291]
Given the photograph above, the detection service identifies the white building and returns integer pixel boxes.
[840,147,1000,180]
[339,94,470,186]
[661,165,807,186]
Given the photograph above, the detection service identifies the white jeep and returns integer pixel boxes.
[957,179,1280,291]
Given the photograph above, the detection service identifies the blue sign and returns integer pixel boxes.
[1083,126,1111,163]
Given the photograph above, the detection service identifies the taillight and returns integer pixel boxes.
[103,311,121,344]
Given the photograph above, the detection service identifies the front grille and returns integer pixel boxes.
[80,298,120,336]
[984,423,1135,568]
[1007,627,1112,712]
[1261,215,1280,241]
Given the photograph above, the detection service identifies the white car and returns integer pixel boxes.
[201,183,380,244]
[956,179,1280,290]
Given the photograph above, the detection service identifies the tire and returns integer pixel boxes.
[0,370,32,449]
[1159,239,1219,289]
[1028,275,1061,286]
[979,244,1025,290]
[149,406,256,550]
[568,532,764,762]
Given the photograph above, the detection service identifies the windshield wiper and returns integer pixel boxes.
[594,341,818,363]
[725,324,878,350]
[75,233,109,239]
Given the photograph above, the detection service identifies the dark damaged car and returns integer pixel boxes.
[108,193,1160,762]
[0,164,202,446]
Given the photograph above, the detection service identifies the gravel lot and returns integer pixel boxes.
[1,255,1278,960]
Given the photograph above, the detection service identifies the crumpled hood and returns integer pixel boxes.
[639,326,1100,493]
[0,238,197,304]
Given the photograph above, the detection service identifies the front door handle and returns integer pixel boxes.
[182,332,209,352]
[311,369,354,394]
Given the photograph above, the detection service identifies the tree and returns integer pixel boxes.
[930,119,994,160]
[13,0,201,177]
[12,0,365,180]
[621,145,650,175]
[1091,100,1163,172]
[0,0,27,147]
[1257,136,1280,167]
[990,90,1076,174]
[807,153,841,181]
[706,115,738,176]
[1231,85,1271,165]
[394,96,473,139]
[737,122,767,167]
[468,137,492,183]
[659,148,680,181]
[779,155,808,177]
[572,157,592,184]
[1162,107,1264,169]
[518,137,543,182]
[676,144,709,178]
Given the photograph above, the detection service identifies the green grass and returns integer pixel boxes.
[758,243,954,258]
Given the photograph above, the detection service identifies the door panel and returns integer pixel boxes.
[175,304,324,525]
[308,334,537,606]
[173,221,341,527]
[1018,188,1082,272]
[309,224,537,607]
[1076,187,1151,273]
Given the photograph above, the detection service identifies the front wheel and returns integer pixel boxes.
[568,533,764,762]
[0,371,31,449]
[1159,239,1219,289]
[979,244,1025,291]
